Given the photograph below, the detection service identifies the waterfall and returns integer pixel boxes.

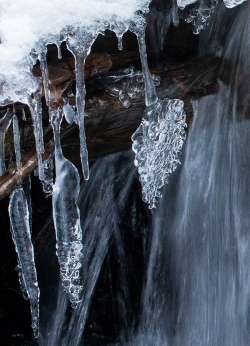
[129,1,250,345]
[38,151,148,345]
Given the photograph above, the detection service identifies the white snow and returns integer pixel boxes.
[0,0,150,105]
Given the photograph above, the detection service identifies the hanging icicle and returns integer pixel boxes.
[39,42,84,306]
[0,109,13,176]
[131,19,187,208]
[51,108,83,307]
[9,114,40,338]
[26,95,45,182]
[67,30,97,180]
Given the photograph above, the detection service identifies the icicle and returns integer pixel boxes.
[117,34,123,51]
[39,50,52,107]
[56,42,62,60]
[9,115,40,338]
[131,24,187,208]
[13,115,21,169]
[29,94,53,193]
[70,50,89,179]
[50,108,83,307]
[0,109,12,176]
[27,96,45,182]
[33,51,54,193]
[136,29,158,107]
[67,31,97,180]
[22,108,27,121]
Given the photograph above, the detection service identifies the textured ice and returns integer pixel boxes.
[51,109,84,306]
[105,67,160,109]
[0,0,150,105]
[131,27,186,209]
[9,115,40,337]
[185,0,218,34]
[132,99,186,208]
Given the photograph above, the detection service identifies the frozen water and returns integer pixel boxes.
[9,115,40,338]
[105,67,160,109]
[51,109,84,306]
[0,0,151,105]
[0,109,12,175]
[131,25,186,208]
[132,99,186,208]
[185,0,218,34]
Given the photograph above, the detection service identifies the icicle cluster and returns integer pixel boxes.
[0,0,151,105]
[9,115,40,337]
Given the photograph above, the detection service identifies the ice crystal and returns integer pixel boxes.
[132,98,186,208]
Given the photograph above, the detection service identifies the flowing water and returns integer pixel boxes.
[127,2,250,345]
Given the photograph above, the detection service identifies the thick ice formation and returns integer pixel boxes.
[131,23,187,208]
[132,99,187,208]
[51,109,84,307]
[0,0,150,105]
[9,115,40,337]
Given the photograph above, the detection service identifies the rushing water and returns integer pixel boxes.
[126,2,250,346]
[38,152,148,345]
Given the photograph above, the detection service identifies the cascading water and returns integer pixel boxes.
[38,152,144,346]
[127,1,250,346]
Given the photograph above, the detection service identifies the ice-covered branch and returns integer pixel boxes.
[0,55,221,200]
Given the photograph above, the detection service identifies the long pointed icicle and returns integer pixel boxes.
[136,30,158,107]
[51,109,83,307]
[27,96,45,182]
[131,25,187,208]
[0,109,13,176]
[34,50,54,193]
[39,50,51,107]
[9,115,40,338]
[72,51,89,180]
[67,32,96,180]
